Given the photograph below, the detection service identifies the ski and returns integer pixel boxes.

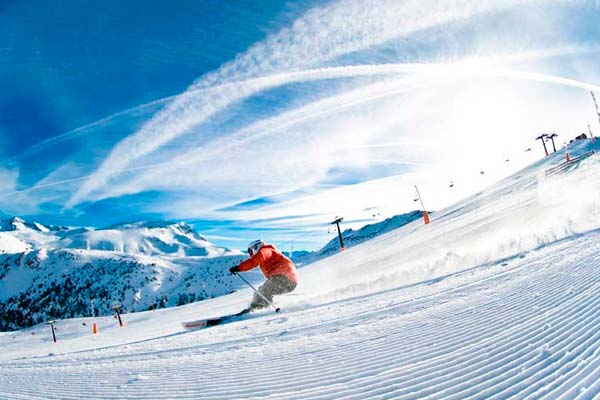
[181,317,225,330]
[181,308,251,330]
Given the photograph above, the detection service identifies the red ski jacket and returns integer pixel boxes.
[237,244,298,283]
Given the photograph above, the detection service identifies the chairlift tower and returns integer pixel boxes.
[330,217,345,251]
[547,133,558,153]
[536,134,549,156]
[111,302,124,328]
[46,320,57,343]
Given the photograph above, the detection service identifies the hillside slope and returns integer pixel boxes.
[0,139,599,399]
[0,210,425,331]
[0,232,30,254]
[0,221,248,331]
[292,210,424,265]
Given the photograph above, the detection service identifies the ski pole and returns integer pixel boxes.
[234,272,281,313]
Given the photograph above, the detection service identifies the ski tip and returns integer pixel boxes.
[181,320,209,330]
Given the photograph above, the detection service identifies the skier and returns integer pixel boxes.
[229,239,298,312]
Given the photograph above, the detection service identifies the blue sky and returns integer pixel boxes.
[1,0,600,250]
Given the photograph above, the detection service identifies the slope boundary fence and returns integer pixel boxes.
[545,150,595,177]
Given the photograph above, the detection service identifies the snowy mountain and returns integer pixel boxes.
[290,210,425,265]
[0,217,63,248]
[0,232,30,254]
[0,219,251,331]
[1,139,599,398]
[1,216,48,232]
[0,216,69,234]
[0,248,248,331]
[52,221,228,257]
[0,217,228,258]
[0,209,427,331]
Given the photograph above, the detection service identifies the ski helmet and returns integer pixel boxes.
[247,239,264,255]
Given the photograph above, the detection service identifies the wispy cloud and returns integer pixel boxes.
[5,0,600,251]
[138,72,594,232]
[65,62,600,204]
[0,167,39,215]
[0,167,18,193]
[66,0,545,208]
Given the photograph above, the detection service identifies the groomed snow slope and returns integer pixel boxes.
[1,140,600,399]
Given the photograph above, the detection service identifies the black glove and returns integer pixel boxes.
[229,266,240,274]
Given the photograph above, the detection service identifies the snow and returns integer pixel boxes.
[0,217,59,248]
[1,218,232,258]
[0,232,30,254]
[1,139,600,399]
[52,222,227,257]
[292,210,424,265]
[0,221,250,330]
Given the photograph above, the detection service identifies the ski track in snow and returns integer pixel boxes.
[2,233,600,399]
[2,141,600,399]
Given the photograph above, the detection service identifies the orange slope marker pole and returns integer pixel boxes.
[415,185,430,225]
[91,299,98,334]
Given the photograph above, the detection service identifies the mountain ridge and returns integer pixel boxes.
[0,212,424,331]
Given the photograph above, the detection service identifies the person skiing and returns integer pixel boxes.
[229,239,298,311]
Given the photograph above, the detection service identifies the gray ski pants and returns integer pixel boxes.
[250,275,297,310]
